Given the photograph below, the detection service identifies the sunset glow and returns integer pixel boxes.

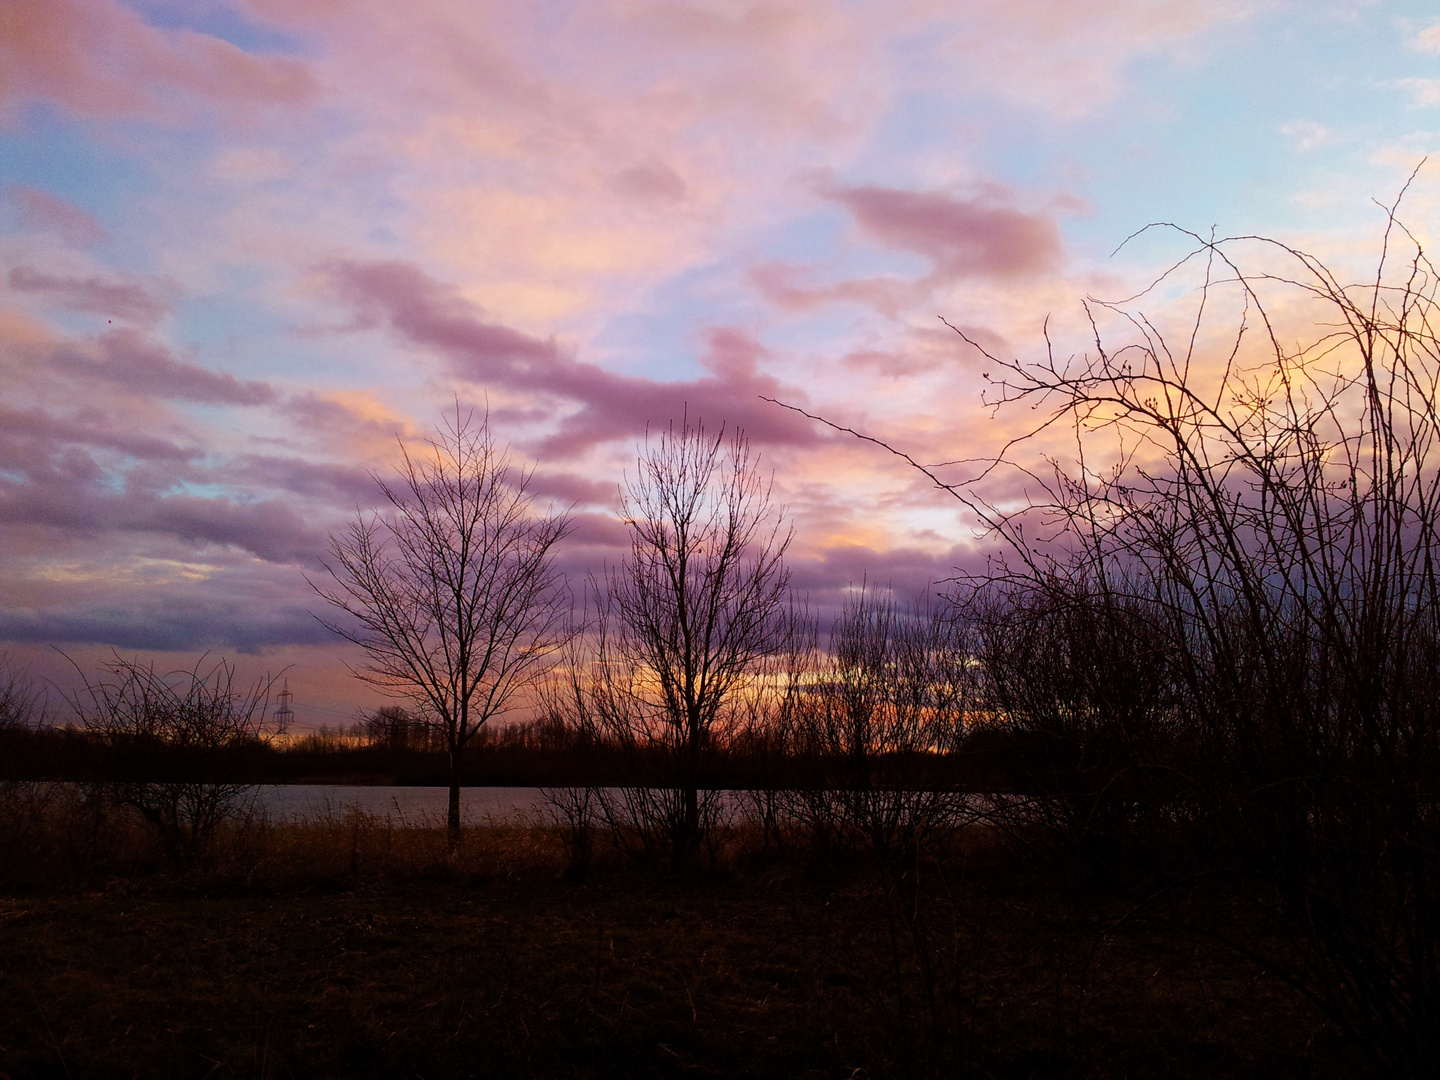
[4,0,1439,722]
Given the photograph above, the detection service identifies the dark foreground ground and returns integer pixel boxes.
[0,821,1357,1080]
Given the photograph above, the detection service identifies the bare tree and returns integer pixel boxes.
[589,418,793,865]
[0,653,44,732]
[959,205,1440,1074]
[0,654,55,882]
[783,184,1440,1074]
[71,654,283,864]
[797,587,972,864]
[314,407,571,848]
[363,705,425,753]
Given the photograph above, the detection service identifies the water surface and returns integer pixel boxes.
[253,785,547,825]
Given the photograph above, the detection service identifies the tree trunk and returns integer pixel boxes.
[680,721,700,866]
[683,783,699,853]
[447,755,461,852]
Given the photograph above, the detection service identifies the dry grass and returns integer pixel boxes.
[0,787,1361,1079]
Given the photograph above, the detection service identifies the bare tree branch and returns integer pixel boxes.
[586,415,793,866]
[311,405,572,847]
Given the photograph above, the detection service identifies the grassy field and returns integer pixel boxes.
[0,810,1360,1080]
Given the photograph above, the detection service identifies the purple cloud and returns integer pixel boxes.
[0,405,198,466]
[788,541,988,628]
[0,598,334,653]
[526,470,619,508]
[143,495,325,565]
[9,267,169,324]
[0,406,326,565]
[51,329,277,406]
[818,180,1062,281]
[323,259,818,457]
[8,187,107,247]
[751,180,1062,314]
[610,159,689,203]
[328,260,561,374]
[226,455,379,507]
[2,0,317,123]
[0,480,324,566]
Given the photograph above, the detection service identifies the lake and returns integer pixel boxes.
[250,785,774,826]
[253,785,549,825]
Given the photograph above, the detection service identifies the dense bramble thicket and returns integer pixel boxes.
[959,209,1440,1077]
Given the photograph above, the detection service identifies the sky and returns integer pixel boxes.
[4,0,1440,726]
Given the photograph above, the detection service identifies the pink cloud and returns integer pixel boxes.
[279,392,417,452]
[749,261,912,315]
[49,329,277,406]
[144,494,322,564]
[324,259,818,457]
[842,348,944,380]
[241,0,564,122]
[610,159,688,203]
[225,455,377,506]
[525,471,618,509]
[9,267,170,325]
[327,260,561,373]
[1,0,316,123]
[751,180,1063,315]
[841,324,1007,379]
[0,404,198,467]
[818,180,1062,281]
[0,0,1251,669]
[0,470,322,566]
[699,327,765,380]
[7,186,106,246]
[562,510,631,551]
[788,542,986,626]
[0,400,326,564]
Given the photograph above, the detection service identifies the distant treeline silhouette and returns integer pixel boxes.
[0,696,1026,792]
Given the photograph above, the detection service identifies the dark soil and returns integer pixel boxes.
[0,832,1355,1080]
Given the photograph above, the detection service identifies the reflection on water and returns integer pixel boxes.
[254,785,547,825]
